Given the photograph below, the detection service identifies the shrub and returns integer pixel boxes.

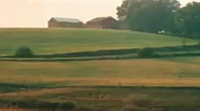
[138,48,157,58]
[15,47,34,58]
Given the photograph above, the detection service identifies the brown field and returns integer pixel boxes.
[0,58,200,87]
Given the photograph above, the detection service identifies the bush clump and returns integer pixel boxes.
[138,48,157,58]
[15,47,34,58]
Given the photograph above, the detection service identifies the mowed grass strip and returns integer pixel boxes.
[1,58,200,86]
[0,28,197,56]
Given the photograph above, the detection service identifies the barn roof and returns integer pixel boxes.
[52,17,82,23]
[87,17,111,23]
[87,16,116,23]
[89,17,107,22]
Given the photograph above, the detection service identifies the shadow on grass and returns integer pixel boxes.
[0,44,200,62]
[0,82,64,93]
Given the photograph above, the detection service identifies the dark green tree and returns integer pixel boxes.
[117,0,180,33]
[178,2,200,37]
[15,47,34,58]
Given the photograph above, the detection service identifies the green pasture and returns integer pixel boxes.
[0,28,197,56]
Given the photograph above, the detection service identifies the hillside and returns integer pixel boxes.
[0,28,197,56]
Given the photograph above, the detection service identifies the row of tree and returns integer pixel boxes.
[117,0,200,37]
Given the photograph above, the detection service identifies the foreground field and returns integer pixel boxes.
[0,86,200,111]
[1,57,200,87]
[0,28,197,56]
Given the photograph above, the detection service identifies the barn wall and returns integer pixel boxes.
[48,20,60,28]
[86,22,103,29]
[86,17,118,29]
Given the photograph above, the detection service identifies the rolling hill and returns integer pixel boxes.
[0,28,197,56]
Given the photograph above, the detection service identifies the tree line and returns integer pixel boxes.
[117,0,200,38]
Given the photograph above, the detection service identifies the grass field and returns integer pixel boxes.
[1,57,200,87]
[0,28,200,111]
[0,28,197,56]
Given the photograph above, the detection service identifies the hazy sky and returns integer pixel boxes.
[0,0,199,27]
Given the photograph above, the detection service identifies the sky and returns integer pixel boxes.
[0,0,199,27]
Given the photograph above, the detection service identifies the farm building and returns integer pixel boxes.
[48,17,84,28]
[86,17,118,29]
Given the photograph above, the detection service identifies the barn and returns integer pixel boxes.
[86,17,118,29]
[48,17,84,28]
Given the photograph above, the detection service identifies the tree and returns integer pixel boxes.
[117,0,180,33]
[15,47,34,58]
[178,2,200,37]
